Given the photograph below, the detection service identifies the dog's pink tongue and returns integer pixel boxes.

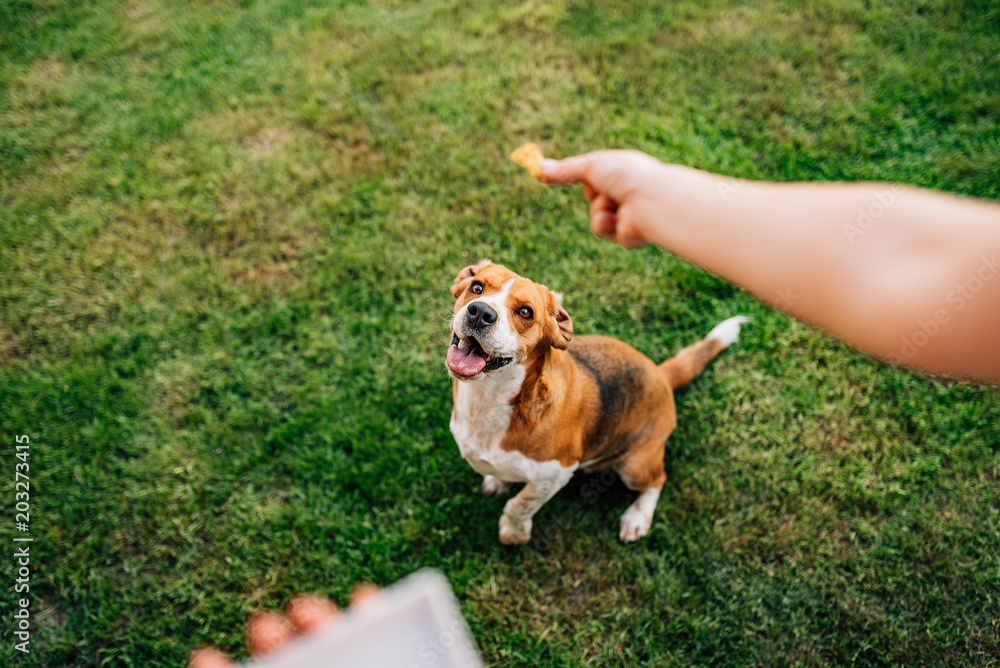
[447,339,487,377]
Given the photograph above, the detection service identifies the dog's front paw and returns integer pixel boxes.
[481,475,510,496]
[619,505,653,543]
[499,514,532,545]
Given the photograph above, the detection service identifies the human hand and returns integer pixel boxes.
[189,586,379,667]
[540,150,674,249]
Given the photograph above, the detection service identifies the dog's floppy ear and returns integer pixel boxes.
[450,258,492,298]
[547,290,573,350]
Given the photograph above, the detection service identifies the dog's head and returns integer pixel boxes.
[446,260,573,381]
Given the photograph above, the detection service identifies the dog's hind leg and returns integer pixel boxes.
[614,439,668,543]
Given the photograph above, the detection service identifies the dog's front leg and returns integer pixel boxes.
[481,474,509,496]
[498,469,574,545]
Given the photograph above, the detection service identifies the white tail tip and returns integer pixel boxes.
[706,315,750,348]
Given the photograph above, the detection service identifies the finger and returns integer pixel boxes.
[286,595,339,633]
[582,181,597,202]
[189,647,235,668]
[618,234,648,250]
[592,209,618,241]
[539,153,598,185]
[350,584,380,608]
[589,193,616,220]
[616,220,648,250]
[590,194,617,238]
[247,612,295,656]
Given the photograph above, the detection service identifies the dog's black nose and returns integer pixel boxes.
[467,301,498,328]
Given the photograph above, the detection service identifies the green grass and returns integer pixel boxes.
[2,0,999,665]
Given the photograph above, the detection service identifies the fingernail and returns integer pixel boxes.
[540,158,558,175]
[247,613,294,655]
[350,584,380,608]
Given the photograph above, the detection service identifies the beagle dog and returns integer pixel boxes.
[446,260,748,544]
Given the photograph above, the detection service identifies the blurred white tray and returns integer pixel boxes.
[245,569,484,668]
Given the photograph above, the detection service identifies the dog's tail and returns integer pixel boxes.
[659,316,750,390]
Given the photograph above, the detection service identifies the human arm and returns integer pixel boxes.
[541,151,1000,383]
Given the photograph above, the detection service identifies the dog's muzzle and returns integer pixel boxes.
[447,302,512,378]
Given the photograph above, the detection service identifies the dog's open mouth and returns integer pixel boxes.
[446,334,512,377]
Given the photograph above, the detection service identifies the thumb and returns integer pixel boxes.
[189,648,235,668]
[539,153,599,185]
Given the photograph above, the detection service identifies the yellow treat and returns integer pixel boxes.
[510,142,544,178]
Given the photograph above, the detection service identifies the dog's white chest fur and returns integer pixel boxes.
[450,364,569,483]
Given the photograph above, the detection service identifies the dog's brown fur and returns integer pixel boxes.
[448,261,742,542]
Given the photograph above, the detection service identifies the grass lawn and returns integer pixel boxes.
[2,0,999,665]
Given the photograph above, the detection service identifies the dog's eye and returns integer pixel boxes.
[517,306,533,320]
[470,282,484,295]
